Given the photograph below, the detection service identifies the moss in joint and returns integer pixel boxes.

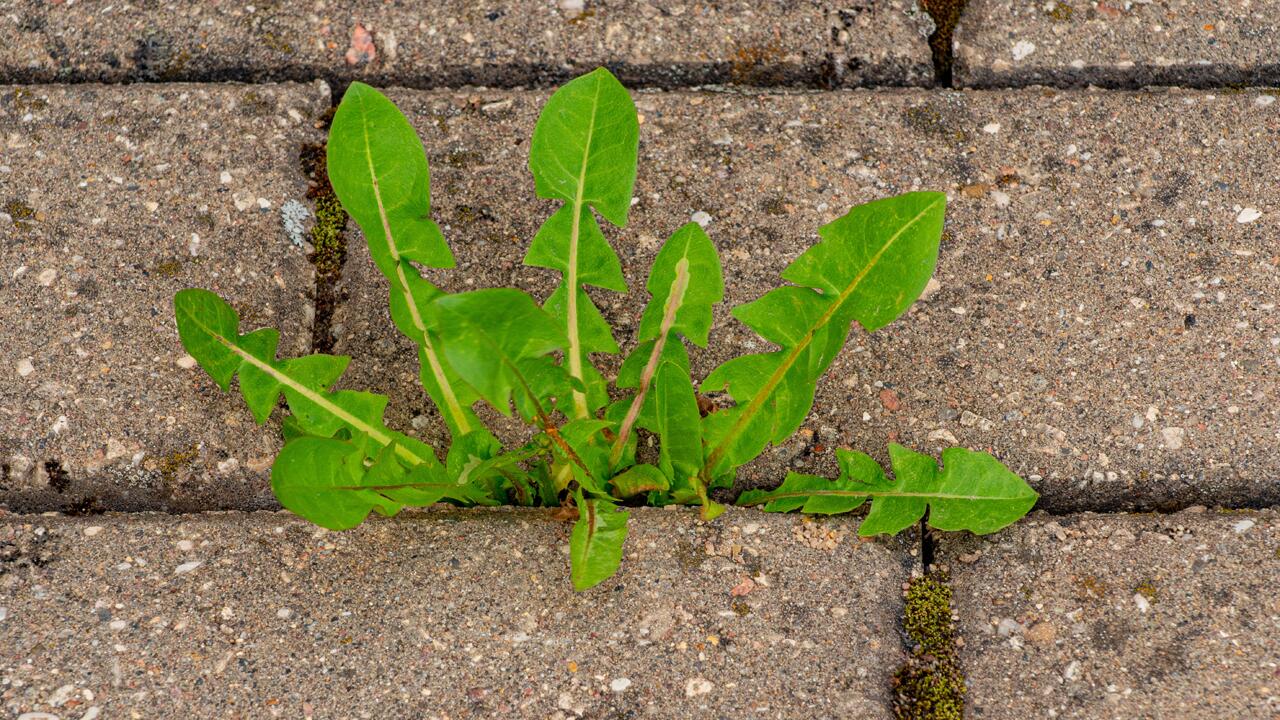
[893,572,966,720]
[918,0,967,85]
[299,138,349,354]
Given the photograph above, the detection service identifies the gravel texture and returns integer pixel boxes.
[0,1,935,89]
[0,83,328,512]
[954,0,1280,88]
[0,507,913,718]
[334,86,1280,513]
[937,508,1280,718]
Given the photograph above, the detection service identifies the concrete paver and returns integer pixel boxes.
[335,86,1280,512]
[0,507,912,718]
[954,0,1280,88]
[937,509,1280,718]
[0,83,327,512]
[0,1,935,88]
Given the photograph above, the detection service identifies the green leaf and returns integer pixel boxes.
[430,288,567,418]
[701,192,946,479]
[174,288,442,475]
[736,444,1038,537]
[609,464,670,499]
[637,222,723,347]
[271,436,386,530]
[552,418,614,495]
[569,489,630,591]
[327,81,480,439]
[526,66,639,418]
[652,361,703,483]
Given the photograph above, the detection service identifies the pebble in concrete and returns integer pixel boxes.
[334,86,1280,512]
[954,0,1280,88]
[0,1,935,88]
[0,83,327,512]
[937,509,1280,718]
[0,508,912,718]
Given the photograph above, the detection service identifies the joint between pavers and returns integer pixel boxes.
[919,0,969,87]
[299,97,349,355]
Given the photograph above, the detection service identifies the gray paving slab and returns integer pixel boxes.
[0,83,328,512]
[0,507,913,718]
[0,1,935,89]
[954,0,1280,88]
[334,86,1280,513]
[936,508,1280,719]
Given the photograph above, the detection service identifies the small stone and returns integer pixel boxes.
[18,712,61,720]
[690,210,712,228]
[176,355,198,369]
[878,389,901,411]
[1233,519,1255,534]
[176,540,194,551]
[108,619,127,630]
[1025,622,1056,646]
[1160,426,1185,450]
[1132,593,1150,613]
[1256,95,1276,107]
[1236,207,1261,223]
[996,618,1024,637]
[17,358,34,377]
[982,122,1001,134]
[609,677,632,693]
[559,0,585,15]
[144,201,159,212]
[345,23,377,65]
[0,607,8,621]
[37,268,57,286]
[48,684,77,707]
[1063,660,1082,681]
[685,678,714,697]
[174,560,203,574]
[1011,40,1037,61]
[233,191,255,211]
[928,428,958,444]
[278,607,294,619]
[220,170,233,184]
[83,526,103,537]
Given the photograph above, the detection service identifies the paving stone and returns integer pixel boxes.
[0,1,935,89]
[0,507,913,717]
[937,509,1280,718]
[334,86,1280,513]
[954,0,1280,88]
[0,83,328,512]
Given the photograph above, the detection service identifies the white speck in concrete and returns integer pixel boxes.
[17,358,34,377]
[177,540,194,551]
[0,607,7,622]
[1161,426,1185,450]
[1063,660,1081,681]
[189,233,202,256]
[144,201,159,212]
[217,458,239,474]
[220,170,233,184]
[174,560,203,575]
[685,678,713,697]
[1132,593,1150,613]
[1256,95,1276,107]
[176,355,197,369]
[257,197,272,210]
[108,620,127,631]
[1236,207,1261,223]
[991,190,1011,208]
[51,416,69,435]
[48,685,78,707]
[82,708,102,720]
[1233,519,1255,534]
[83,526,103,537]
[558,0,585,15]
[1012,40,1037,61]
[690,210,712,228]
[277,607,294,619]
[982,122,1001,134]
[610,678,632,693]
[37,268,57,286]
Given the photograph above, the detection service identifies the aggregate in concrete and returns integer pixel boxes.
[0,1,935,89]
[0,507,913,718]
[937,509,1280,719]
[954,0,1280,88]
[334,86,1280,513]
[0,83,328,512]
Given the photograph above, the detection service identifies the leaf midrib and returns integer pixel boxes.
[564,75,604,419]
[702,196,944,476]
[739,488,1037,505]
[355,89,472,434]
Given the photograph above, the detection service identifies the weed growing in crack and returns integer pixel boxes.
[173,67,1036,590]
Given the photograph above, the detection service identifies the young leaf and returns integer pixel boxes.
[526,66,640,418]
[736,444,1038,537]
[569,489,630,591]
[609,464,670,499]
[701,192,946,481]
[428,288,566,419]
[327,81,480,439]
[610,223,722,466]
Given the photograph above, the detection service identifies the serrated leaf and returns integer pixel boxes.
[552,418,614,495]
[174,288,443,478]
[430,288,567,418]
[652,361,703,482]
[610,464,670,498]
[700,192,946,479]
[544,283,619,354]
[736,444,1038,537]
[569,489,630,591]
[327,81,480,438]
[526,66,639,418]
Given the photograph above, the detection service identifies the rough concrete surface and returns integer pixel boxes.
[0,83,328,512]
[954,0,1280,88]
[0,507,913,718]
[334,86,1280,512]
[0,1,935,89]
[937,509,1280,719]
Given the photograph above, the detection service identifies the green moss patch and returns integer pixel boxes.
[893,572,966,719]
